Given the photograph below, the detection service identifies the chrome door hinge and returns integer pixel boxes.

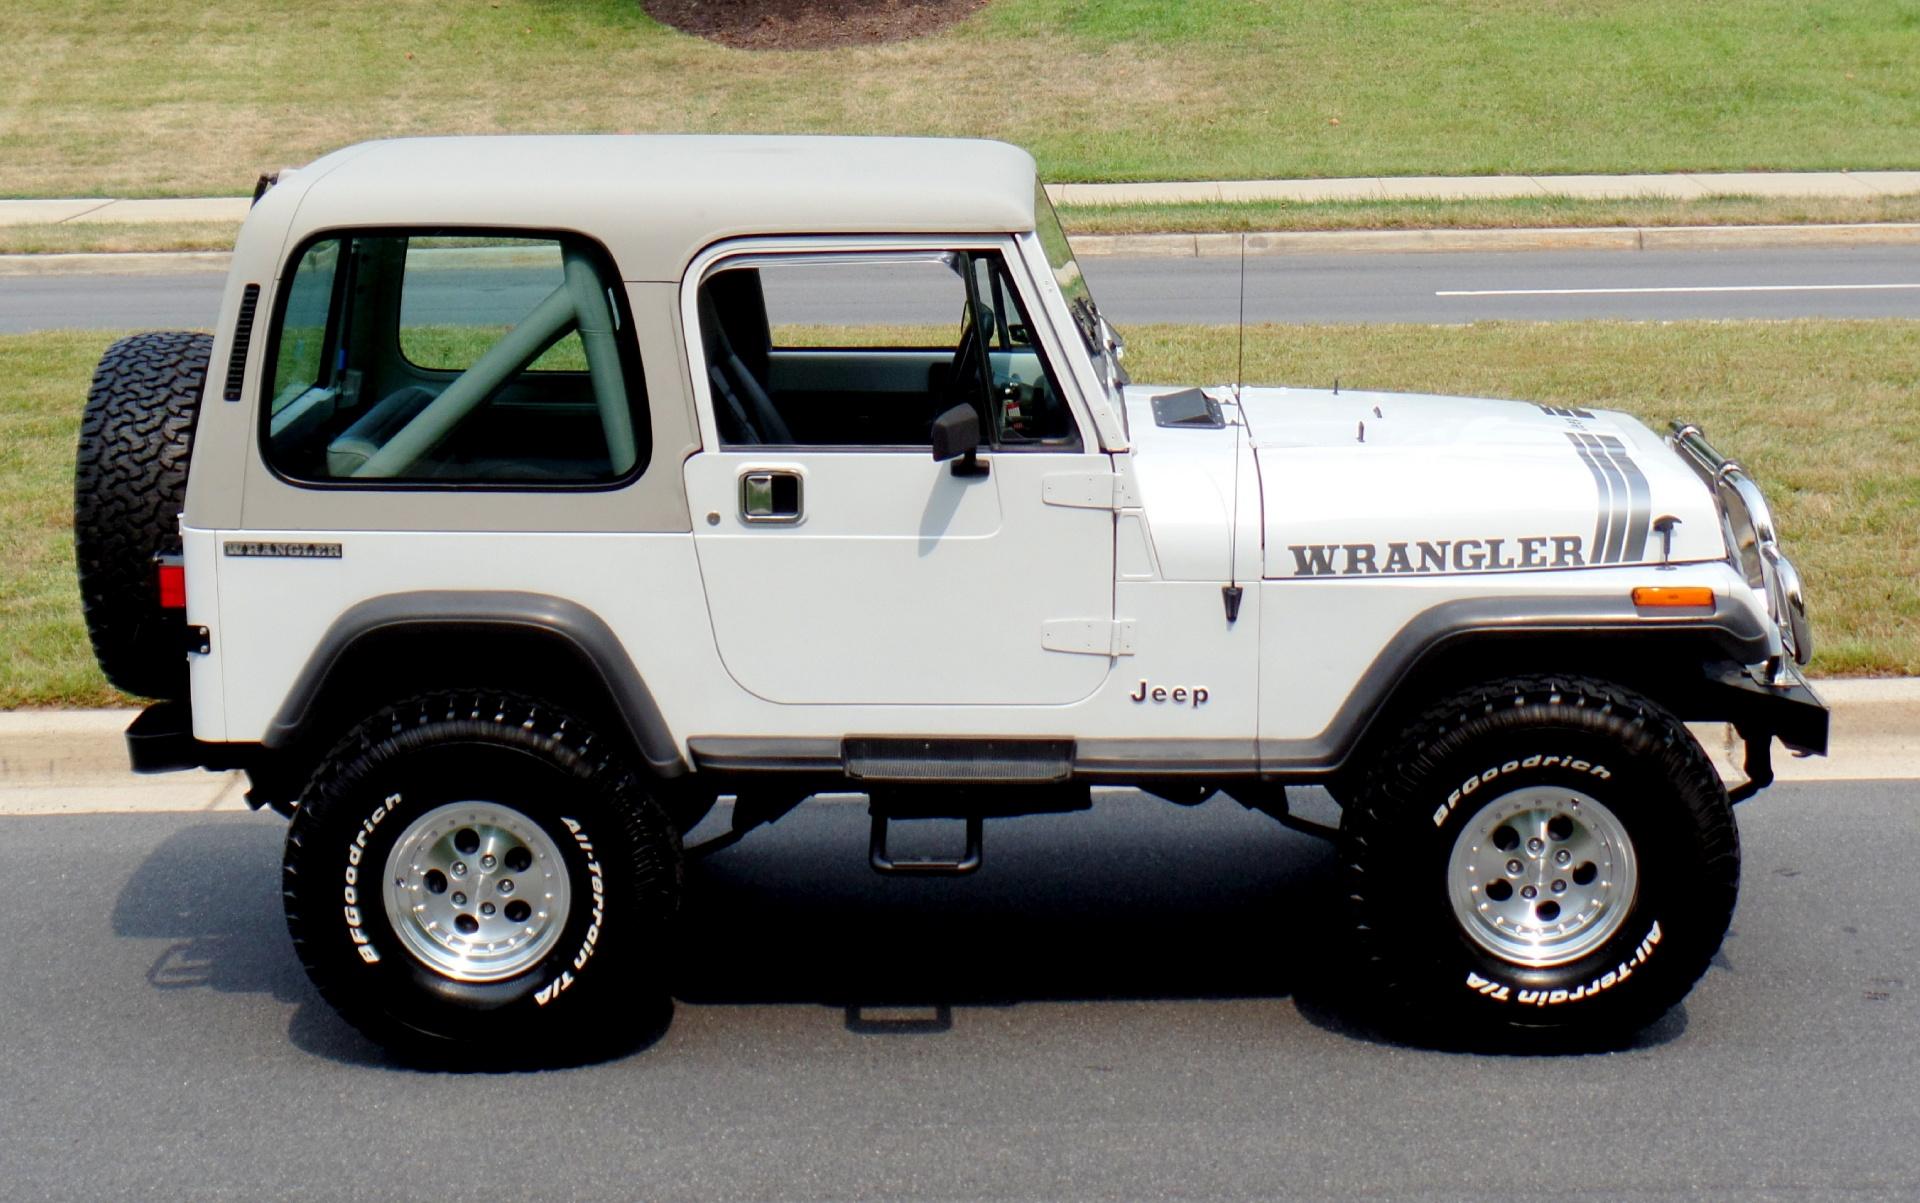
[1041,618,1136,656]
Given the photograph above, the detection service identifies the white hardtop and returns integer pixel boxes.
[275,135,1039,281]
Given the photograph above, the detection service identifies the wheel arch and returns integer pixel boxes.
[1285,594,1783,791]
[262,591,687,782]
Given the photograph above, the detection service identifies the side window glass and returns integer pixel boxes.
[270,239,337,418]
[398,238,589,373]
[263,232,647,486]
[695,252,1077,450]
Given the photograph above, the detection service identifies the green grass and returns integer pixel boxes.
[3,320,1915,706]
[1,0,1917,198]
[0,222,246,255]
[1,331,124,708]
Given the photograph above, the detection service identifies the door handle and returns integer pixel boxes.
[740,470,803,523]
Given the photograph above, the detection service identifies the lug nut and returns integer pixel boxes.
[1527,837,1545,854]
[482,854,497,870]
[1555,849,1572,866]
[497,879,515,895]
[451,861,468,878]
[451,891,467,907]
[1506,859,1524,876]
[480,902,496,917]
[1521,885,1538,900]
[1551,880,1567,894]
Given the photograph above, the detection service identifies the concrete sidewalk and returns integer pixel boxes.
[5,170,1920,228]
[1,680,1914,815]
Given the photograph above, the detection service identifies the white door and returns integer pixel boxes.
[683,245,1115,707]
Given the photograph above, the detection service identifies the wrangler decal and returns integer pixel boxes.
[1286,536,1585,578]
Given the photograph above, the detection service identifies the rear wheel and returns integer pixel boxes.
[73,331,210,699]
[1341,675,1738,1044]
[283,691,682,1064]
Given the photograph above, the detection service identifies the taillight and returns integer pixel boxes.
[155,557,187,610]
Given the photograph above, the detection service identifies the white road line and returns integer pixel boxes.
[1437,282,1920,297]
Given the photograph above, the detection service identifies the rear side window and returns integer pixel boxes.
[262,232,648,486]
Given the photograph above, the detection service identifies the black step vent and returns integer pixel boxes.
[222,283,260,402]
[1151,387,1225,429]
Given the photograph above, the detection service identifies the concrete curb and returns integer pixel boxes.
[2,682,1914,805]
[1070,222,1920,258]
[8,222,1920,278]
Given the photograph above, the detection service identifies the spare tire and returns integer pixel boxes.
[74,331,212,700]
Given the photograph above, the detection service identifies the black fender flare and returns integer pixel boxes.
[1261,593,1782,776]
[263,591,686,778]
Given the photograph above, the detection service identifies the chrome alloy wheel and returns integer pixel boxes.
[382,801,572,982]
[1446,787,1637,968]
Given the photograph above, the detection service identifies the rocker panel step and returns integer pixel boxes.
[843,737,1074,784]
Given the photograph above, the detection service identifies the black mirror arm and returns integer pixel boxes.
[950,448,989,478]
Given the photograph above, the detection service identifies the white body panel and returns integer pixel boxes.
[684,447,1117,706]
[207,530,726,746]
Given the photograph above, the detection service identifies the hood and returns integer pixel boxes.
[1235,386,1726,579]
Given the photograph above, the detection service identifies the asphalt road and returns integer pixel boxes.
[7,245,1920,333]
[4,782,1916,1200]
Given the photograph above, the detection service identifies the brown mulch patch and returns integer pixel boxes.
[642,0,987,50]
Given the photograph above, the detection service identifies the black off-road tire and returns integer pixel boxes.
[1341,675,1738,1045]
[73,331,211,700]
[283,691,683,1065]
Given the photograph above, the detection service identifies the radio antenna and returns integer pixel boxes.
[1234,233,1247,402]
[1222,233,1248,626]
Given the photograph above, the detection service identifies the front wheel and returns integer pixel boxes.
[1341,675,1738,1044]
[283,691,682,1064]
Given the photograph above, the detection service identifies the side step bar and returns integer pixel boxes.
[869,813,984,877]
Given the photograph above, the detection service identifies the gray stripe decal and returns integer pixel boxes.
[1597,434,1652,562]
[1575,432,1632,563]
[1566,433,1616,561]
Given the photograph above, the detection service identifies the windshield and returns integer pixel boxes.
[1034,182,1128,412]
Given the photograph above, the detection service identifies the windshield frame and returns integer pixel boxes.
[1033,182,1127,408]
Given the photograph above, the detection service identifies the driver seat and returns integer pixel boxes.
[698,272,792,445]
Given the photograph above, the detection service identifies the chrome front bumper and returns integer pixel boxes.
[1668,421,1813,670]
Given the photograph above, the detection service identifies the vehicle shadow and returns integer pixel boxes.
[111,796,1679,1070]
[671,798,1325,1010]
[110,817,393,1067]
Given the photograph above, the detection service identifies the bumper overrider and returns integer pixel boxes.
[1669,420,1829,766]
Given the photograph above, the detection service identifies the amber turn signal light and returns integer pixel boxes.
[1632,585,1713,608]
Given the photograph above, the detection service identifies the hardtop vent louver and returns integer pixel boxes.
[222,284,260,402]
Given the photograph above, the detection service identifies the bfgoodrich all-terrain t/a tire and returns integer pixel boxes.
[283,692,682,1065]
[73,331,211,700]
[1340,675,1739,1044]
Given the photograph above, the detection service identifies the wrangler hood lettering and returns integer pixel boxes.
[1226,386,1728,579]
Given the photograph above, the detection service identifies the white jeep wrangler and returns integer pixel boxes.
[76,135,1827,1060]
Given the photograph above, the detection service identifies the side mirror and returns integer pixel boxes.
[930,403,989,477]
